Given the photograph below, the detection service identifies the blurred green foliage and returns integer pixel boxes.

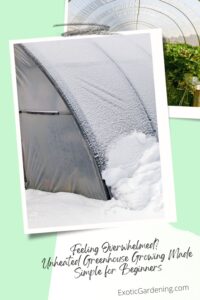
[164,43,200,106]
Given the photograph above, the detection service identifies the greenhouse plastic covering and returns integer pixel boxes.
[15,45,108,200]
[68,0,200,46]
[15,33,157,199]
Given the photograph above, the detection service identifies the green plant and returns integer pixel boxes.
[164,43,200,106]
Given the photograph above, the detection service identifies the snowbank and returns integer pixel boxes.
[102,132,162,211]
[26,131,163,230]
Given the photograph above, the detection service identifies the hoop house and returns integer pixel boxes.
[68,0,200,46]
[14,33,157,200]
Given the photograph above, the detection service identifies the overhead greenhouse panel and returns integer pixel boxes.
[67,0,200,45]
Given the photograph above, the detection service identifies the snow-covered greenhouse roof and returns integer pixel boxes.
[68,0,200,46]
[15,33,157,199]
[18,34,157,167]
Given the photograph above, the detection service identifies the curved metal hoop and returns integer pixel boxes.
[159,0,200,46]
[138,6,187,43]
[69,0,200,45]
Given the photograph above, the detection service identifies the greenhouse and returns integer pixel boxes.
[68,0,200,46]
[68,0,200,106]
[14,33,157,200]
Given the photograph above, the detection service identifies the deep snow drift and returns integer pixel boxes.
[102,132,162,211]
[26,132,163,230]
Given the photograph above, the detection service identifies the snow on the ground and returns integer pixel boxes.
[26,131,163,230]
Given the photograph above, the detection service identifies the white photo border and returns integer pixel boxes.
[10,29,176,234]
[169,106,200,119]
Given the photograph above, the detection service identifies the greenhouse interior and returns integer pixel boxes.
[68,0,200,106]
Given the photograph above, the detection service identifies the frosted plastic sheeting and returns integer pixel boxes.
[68,0,200,46]
[95,35,157,134]
[23,34,157,169]
[20,114,108,200]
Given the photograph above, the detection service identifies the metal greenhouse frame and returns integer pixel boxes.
[68,0,200,46]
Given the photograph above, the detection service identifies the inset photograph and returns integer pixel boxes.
[67,0,200,117]
[11,30,175,233]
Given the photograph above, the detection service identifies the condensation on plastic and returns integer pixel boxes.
[19,114,108,199]
[68,0,200,46]
[15,45,69,113]
[22,34,157,171]
[15,46,108,200]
